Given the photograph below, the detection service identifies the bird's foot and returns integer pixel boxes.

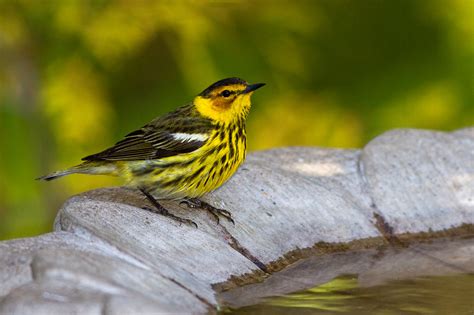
[180,198,234,225]
[140,189,197,228]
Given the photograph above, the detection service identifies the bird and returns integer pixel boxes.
[38,77,265,227]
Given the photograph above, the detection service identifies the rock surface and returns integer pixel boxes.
[361,129,474,234]
[0,128,473,314]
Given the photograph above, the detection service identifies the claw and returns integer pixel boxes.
[179,200,198,209]
[140,189,198,228]
[181,198,235,225]
[178,217,198,229]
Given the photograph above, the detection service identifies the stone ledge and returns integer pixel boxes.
[1,127,473,314]
[361,128,473,234]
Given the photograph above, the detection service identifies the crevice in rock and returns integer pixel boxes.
[356,152,402,246]
[213,236,386,294]
[215,224,269,274]
[161,276,215,309]
[356,149,474,274]
[100,300,107,315]
[372,212,407,247]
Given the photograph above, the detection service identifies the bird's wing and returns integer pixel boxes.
[82,106,213,161]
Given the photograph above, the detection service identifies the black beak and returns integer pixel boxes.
[243,83,266,94]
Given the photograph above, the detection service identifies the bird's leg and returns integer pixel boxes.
[140,189,197,228]
[180,198,234,225]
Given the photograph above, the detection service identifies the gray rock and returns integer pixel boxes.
[0,232,130,298]
[0,279,104,315]
[32,248,208,313]
[0,233,208,314]
[361,129,474,234]
[104,295,186,315]
[452,127,474,138]
[205,147,381,264]
[56,192,258,305]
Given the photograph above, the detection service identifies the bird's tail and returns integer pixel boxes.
[37,162,118,181]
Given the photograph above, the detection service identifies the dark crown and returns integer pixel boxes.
[199,77,247,97]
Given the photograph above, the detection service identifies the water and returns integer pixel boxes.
[221,237,473,314]
[227,273,474,314]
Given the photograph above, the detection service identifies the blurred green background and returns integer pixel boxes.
[0,0,472,240]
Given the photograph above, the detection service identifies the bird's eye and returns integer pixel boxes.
[221,90,232,97]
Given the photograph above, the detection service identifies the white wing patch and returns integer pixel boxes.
[172,132,208,143]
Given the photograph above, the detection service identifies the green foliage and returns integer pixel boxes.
[0,0,472,239]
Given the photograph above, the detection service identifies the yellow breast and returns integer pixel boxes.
[123,127,247,200]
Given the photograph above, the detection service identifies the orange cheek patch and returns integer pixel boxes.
[212,98,233,111]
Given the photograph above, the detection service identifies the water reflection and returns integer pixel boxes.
[228,273,474,314]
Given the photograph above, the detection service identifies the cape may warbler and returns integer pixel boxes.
[39,77,265,227]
